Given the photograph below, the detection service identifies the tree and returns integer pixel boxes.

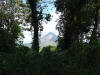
[0,3,22,53]
[28,0,39,51]
[90,0,100,44]
[55,0,95,50]
[27,0,52,51]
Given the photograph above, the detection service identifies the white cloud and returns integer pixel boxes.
[23,12,61,44]
[23,31,32,44]
[41,11,61,37]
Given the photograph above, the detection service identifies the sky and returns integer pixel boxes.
[23,0,60,44]
[23,0,26,3]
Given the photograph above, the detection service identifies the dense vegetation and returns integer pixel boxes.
[0,0,100,75]
[1,42,100,75]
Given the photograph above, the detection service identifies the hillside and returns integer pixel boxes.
[24,32,58,48]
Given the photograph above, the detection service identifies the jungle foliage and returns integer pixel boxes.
[0,0,100,75]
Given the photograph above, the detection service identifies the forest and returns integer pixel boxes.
[0,0,100,75]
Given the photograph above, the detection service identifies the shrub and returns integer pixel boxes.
[0,41,100,75]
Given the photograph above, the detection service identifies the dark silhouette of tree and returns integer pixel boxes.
[55,0,96,50]
[27,0,51,51]
[28,0,39,51]
[90,0,100,44]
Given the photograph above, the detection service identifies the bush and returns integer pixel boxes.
[0,46,68,75]
[68,41,100,75]
[41,45,56,52]
[0,41,100,75]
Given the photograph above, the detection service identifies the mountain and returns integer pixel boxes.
[40,32,58,47]
[41,32,58,42]
[24,32,58,48]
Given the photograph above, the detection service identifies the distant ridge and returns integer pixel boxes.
[42,32,58,42]
[40,32,58,47]
[24,32,58,48]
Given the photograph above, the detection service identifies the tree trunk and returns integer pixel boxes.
[28,0,39,51]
